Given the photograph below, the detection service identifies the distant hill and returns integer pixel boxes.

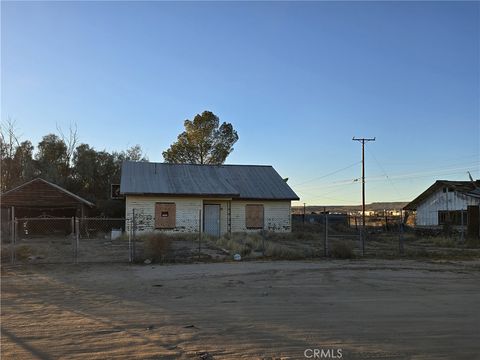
[292,202,409,214]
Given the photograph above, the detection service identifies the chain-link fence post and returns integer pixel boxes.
[128,209,136,262]
[399,210,405,256]
[198,209,202,261]
[71,217,75,263]
[128,214,134,263]
[128,217,132,263]
[75,218,80,264]
[11,218,16,265]
[324,207,329,257]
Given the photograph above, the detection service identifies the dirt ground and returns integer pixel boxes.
[2,259,480,360]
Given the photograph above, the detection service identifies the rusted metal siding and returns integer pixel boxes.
[416,189,480,226]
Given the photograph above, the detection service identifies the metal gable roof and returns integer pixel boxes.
[0,178,95,208]
[403,180,480,210]
[120,161,299,200]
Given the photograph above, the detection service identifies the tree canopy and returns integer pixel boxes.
[162,111,239,165]
[0,120,148,216]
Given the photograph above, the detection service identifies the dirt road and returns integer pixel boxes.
[2,260,480,359]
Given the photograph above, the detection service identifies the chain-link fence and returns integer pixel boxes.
[77,218,128,263]
[292,209,480,258]
[10,217,75,264]
[292,211,409,257]
[4,217,131,264]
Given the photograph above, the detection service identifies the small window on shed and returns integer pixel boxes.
[155,203,176,229]
[246,204,264,229]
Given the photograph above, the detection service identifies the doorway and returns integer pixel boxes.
[204,204,220,237]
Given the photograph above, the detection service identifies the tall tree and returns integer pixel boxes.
[56,122,79,166]
[13,141,35,183]
[163,111,239,165]
[0,125,37,191]
[0,119,24,191]
[35,134,69,185]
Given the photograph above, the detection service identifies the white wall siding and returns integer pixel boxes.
[416,190,480,226]
[231,200,292,233]
[126,196,202,233]
[126,196,293,234]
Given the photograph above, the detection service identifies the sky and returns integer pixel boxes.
[1,1,479,207]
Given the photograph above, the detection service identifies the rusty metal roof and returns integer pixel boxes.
[120,161,299,200]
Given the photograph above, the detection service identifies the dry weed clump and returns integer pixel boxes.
[465,237,480,249]
[329,241,355,259]
[208,232,265,256]
[140,232,172,262]
[207,231,318,259]
[431,237,456,248]
[16,245,33,261]
[1,247,11,262]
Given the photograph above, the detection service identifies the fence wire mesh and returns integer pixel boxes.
[12,217,75,264]
[3,217,130,264]
[77,218,128,263]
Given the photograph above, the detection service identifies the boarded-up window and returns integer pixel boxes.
[246,204,264,229]
[155,203,176,229]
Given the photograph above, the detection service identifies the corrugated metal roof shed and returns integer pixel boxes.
[120,161,299,200]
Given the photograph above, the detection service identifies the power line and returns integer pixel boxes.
[292,161,361,187]
[294,160,479,191]
[366,163,480,182]
[366,147,404,199]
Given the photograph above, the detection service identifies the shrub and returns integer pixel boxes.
[140,232,172,262]
[465,236,480,249]
[329,241,355,259]
[16,245,33,261]
[432,237,456,248]
[1,247,11,262]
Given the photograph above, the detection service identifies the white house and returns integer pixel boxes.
[404,180,480,227]
[120,161,299,236]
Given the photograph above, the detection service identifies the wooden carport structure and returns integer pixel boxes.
[0,178,95,219]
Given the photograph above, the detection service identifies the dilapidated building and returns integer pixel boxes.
[404,180,480,232]
[120,161,299,236]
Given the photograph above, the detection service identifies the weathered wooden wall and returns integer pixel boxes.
[1,179,92,218]
[416,190,480,226]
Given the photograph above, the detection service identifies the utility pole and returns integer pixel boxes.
[352,136,375,255]
[303,203,306,225]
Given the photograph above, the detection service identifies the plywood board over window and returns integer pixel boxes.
[155,203,176,229]
[246,204,264,229]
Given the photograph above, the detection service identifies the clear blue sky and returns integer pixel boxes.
[2,1,479,206]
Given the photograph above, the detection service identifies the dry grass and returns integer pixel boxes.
[15,245,33,261]
[206,231,320,260]
[465,236,480,249]
[329,240,355,259]
[138,232,173,263]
